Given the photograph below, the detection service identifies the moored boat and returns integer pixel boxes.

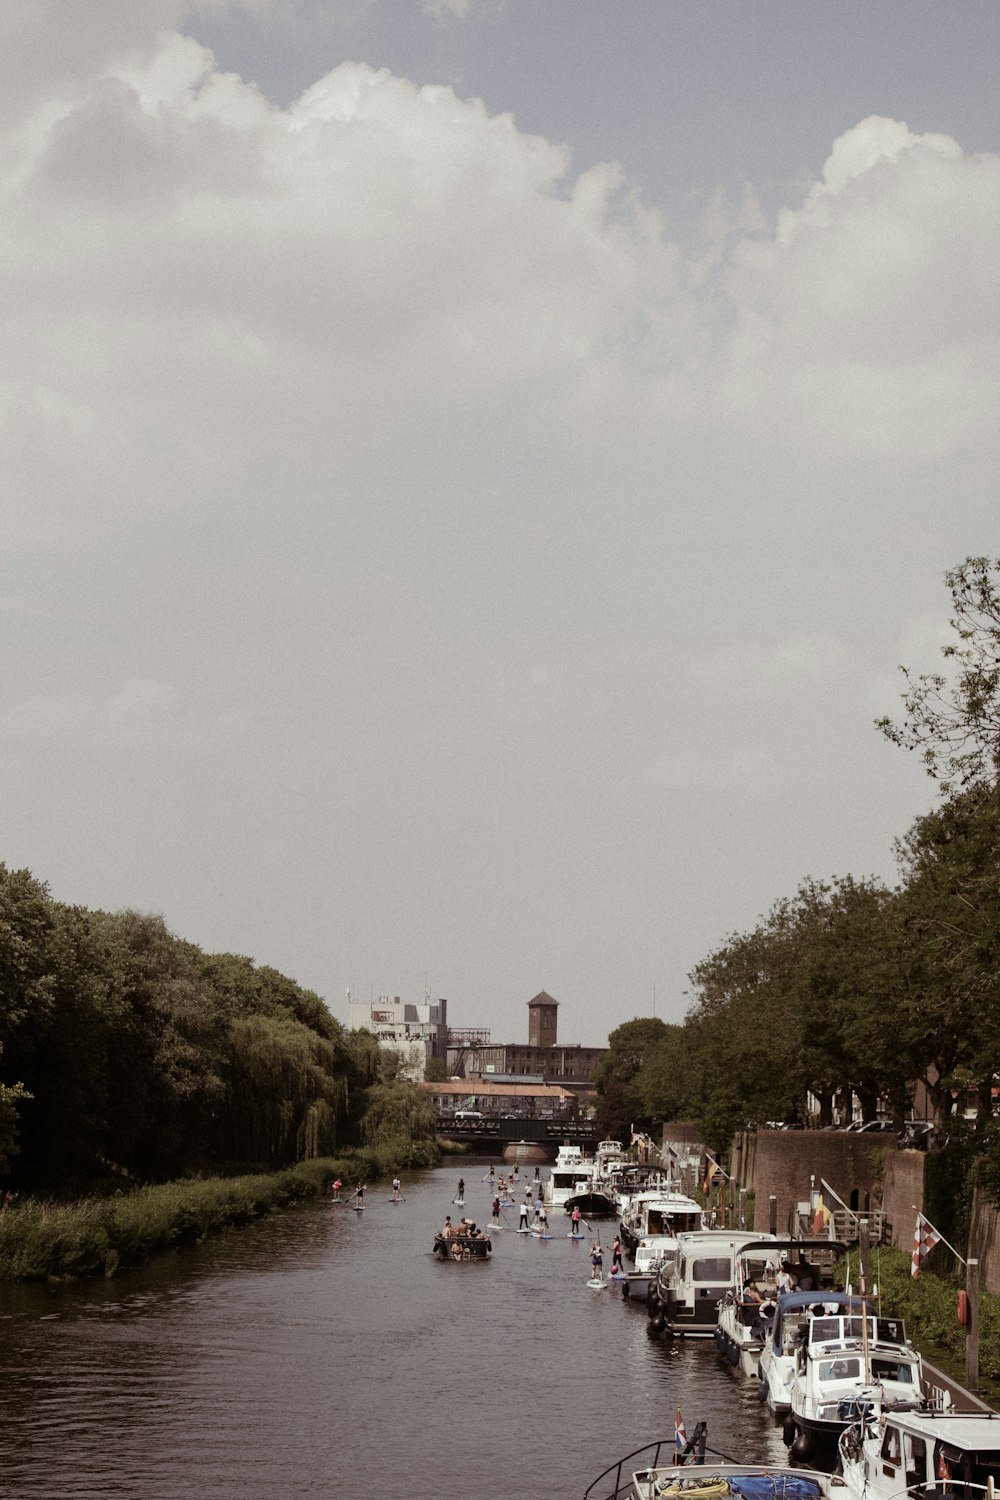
[619,1233,678,1300]
[838,1405,1000,1500]
[620,1188,704,1255]
[783,1302,928,1460]
[648,1230,776,1337]
[584,1420,842,1500]
[545,1142,594,1211]
[717,1238,848,1380]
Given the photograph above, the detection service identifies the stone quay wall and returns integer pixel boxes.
[732,1129,1000,1296]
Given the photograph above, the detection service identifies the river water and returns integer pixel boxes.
[0,1160,791,1499]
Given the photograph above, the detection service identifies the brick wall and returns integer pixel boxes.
[739,1130,898,1236]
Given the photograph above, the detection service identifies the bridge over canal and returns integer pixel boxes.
[436,1116,599,1157]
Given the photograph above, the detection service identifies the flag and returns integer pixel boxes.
[812,1194,832,1236]
[911,1211,941,1278]
[702,1158,720,1196]
[675,1409,687,1454]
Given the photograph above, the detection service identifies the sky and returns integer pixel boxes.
[2,1,998,1047]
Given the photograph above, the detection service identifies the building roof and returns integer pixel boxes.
[527,991,558,1008]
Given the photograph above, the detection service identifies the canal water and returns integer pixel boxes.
[0,1161,790,1499]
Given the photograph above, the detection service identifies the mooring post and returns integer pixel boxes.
[967,1256,980,1391]
[739,1187,747,1229]
[768,1194,777,1236]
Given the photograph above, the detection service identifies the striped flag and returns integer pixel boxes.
[911,1211,941,1278]
[675,1409,687,1454]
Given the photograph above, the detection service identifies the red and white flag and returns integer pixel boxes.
[911,1211,940,1278]
[675,1409,687,1454]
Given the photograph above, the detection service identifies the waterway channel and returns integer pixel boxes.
[0,1160,793,1499]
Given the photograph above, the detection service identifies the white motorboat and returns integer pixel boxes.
[717,1239,848,1380]
[839,1405,1000,1500]
[544,1143,593,1211]
[619,1188,704,1255]
[619,1233,677,1301]
[783,1303,928,1460]
[648,1230,776,1337]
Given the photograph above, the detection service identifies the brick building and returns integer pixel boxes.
[445,990,606,1088]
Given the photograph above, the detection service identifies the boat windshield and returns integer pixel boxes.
[870,1357,916,1383]
[692,1257,733,1282]
[817,1357,862,1382]
[809,1315,906,1346]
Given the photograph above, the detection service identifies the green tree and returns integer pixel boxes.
[877,556,1000,792]
[0,1044,30,1175]
[359,1080,437,1145]
[593,1017,671,1137]
[893,786,1000,1132]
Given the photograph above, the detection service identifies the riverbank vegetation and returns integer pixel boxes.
[0,1139,438,1282]
[595,560,1000,1193]
[0,877,441,1281]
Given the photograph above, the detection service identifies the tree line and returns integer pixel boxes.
[595,558,1000,1163]
[0,878,436,1196]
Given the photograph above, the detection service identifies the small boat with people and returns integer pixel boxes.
[838,1405,1000,1500]
[716,1238,847,1379]
[583,1416,842,1500]
[431,1227,492,1261]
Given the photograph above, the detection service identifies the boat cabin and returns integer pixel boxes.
[650,1230,775,1335]
[840,1408,1000,1500]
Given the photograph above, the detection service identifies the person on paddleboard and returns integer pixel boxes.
[332,1178,342,1202]
[491,1197,502,1226]
[457,1177,465,1202]
[391,1178,401,1202]
[571,1206,582,1236]
[536,1202,548,1232]
[590,1242,603,1281]
[518,1201,529,1230]
[611,1235,623,1275]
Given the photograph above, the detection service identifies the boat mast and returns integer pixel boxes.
[859,1220,871,1386]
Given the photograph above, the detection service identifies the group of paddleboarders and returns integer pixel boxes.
[516,1197,549,1232]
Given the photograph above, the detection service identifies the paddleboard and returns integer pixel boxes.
[453,1198,465,1207]
[515,1228,532,1234]
[567,1232,583,1239]
[587,1278,608,1290]
[532,1233,553,1240]
[330,1198,343,1205]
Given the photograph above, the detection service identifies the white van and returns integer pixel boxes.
[454,1110,483,1121]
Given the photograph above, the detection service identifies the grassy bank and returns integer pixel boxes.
[862,1245,1000,1405]
[0,1137,438,1283]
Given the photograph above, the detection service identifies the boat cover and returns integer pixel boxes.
[658,1479,825,1500]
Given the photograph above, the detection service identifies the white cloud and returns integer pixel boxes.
[719,116,1000,463]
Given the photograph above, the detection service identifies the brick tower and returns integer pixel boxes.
[527,991,558,1048]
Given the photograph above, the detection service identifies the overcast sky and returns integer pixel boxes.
[2,1,997,1047]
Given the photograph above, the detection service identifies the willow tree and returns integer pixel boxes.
[225,1013,347,1166]
[359,1079,437,1146]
